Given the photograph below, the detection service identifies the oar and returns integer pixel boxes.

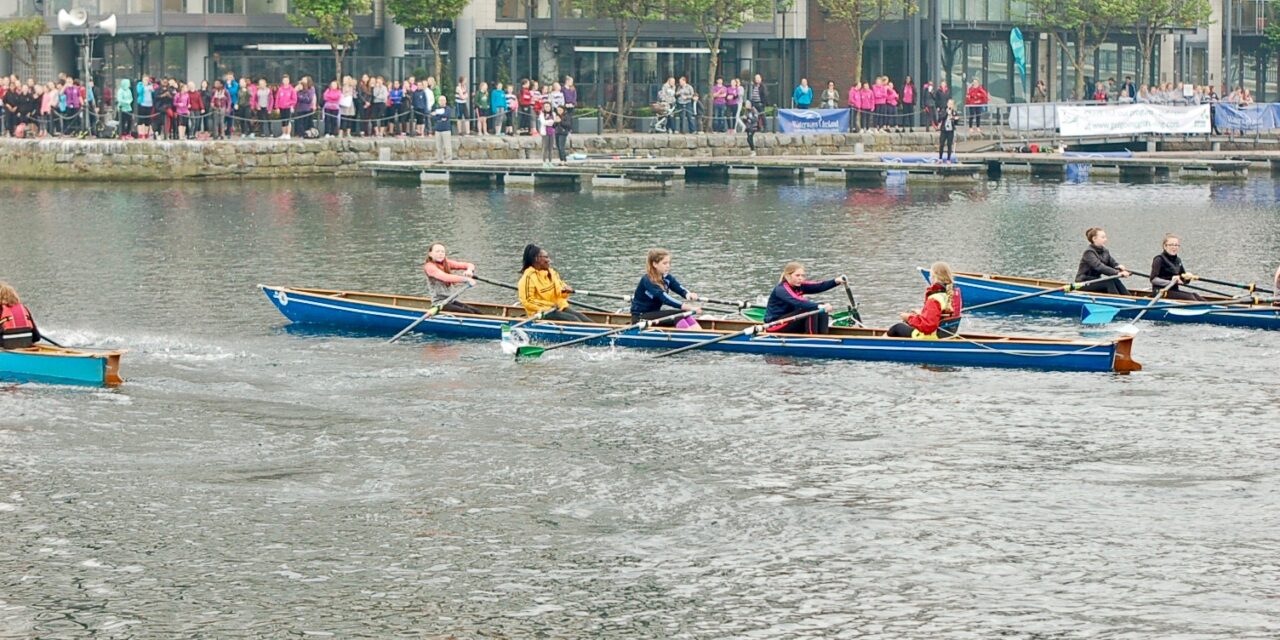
[473,274,616,314]
[1081,281,1176,330]
[652,308,824,359]
[388,282,474,343]
[1191,275,1275,295]
[1107,294,1274,317]
[1127,270,1235,298]
[501,309,551,354]
[964,273,1124,313]
[515,310,696,359]
[839,275,864,326]
[40,335,65,348]
[576,286,738,315]
[699,295,751,309]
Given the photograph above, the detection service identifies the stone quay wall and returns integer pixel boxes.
[0,132,959,181]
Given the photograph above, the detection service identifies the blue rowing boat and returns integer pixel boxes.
[934,270,1280,330]
[260,285,1141,373]
[0,345,125,387]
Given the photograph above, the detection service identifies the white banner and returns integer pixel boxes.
[1056,104,1210,136]
[1008,103,1059,131]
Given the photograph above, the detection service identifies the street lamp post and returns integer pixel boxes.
[57,9,116,134]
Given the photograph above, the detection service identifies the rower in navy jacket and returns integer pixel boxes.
[1149,233,1203,301]
[630,249,701,323]
[763,262,846,334]
[1075,227,1131,295]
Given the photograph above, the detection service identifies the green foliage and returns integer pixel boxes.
[1029,0,1128,97]
[0,17,47,67]
[574,107,599,117]
[288,0,371,78]
[1260,21,1280,58]
[673,0,773,34]
[816,0,917,84]
[1123,0,1211,82]
[386,0,468,81]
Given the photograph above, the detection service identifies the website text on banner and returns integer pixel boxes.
[777,109,851,134]
[1213,103,1280,132]
[1056,104,1210,136]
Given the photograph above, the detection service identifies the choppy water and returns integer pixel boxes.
[1,175,1279,638]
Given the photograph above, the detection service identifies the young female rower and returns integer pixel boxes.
[763,262,846,334]
[630,249,701,323]
[0,281,40,349]
[517,244,592,322]
[1075,227,1131,296]
[423,243,481,314]
[1149,234,1203,301]
[887,262,963,339]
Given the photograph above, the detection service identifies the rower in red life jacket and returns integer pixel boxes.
[887,262,963,339]
[0,281,40,349]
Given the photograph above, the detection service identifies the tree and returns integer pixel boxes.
[0,16,47,70]
[674,0,773,129]
[386,0,468,83]
[1258,21,1280,99]
[1126,0,1211,86]
[1030,0,1131,100]
[816,0,917,87]
[289,0,372,81]
[595,0,660,130]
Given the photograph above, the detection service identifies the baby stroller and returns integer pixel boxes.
[651,100,674,133]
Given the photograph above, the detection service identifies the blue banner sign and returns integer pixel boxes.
[777,108,850,133]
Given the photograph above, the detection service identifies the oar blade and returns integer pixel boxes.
[1080,303,1122,325]
[514,345,546,360]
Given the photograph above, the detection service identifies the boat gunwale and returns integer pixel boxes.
[951,270,1275,310]
[262,284,1130,349]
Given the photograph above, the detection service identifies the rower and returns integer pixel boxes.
[517,244,592,322]
[630,249,700,324]
[763,262,846,334]
[1075,227,1131,296]
[423,242,481,314]
[888,261,963,339]
[1149,234,1204,301]
[0,282,40,349]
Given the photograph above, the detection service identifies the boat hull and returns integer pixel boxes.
[261,285,1139,373]
[0,345,124,387]
[935,270,1280,330]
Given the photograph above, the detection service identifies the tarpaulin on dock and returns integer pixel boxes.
[1213,103,1280,132]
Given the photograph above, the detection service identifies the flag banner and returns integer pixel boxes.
[777,108,851,133]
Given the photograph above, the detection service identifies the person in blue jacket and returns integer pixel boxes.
[630,249,701,323]
[763,262,846,334]
[792,78,813,108]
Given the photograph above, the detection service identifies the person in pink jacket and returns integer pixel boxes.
[250,78,274,137]
[871,78,888,129]
[173,84,191,139]
[857,82,873,131]
[274,74,298,138]
[886,81,900,131]
[846,84,860,131]
[902,76,915,130]
[322,81,342,137]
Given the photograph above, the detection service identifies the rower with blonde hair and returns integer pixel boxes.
[762,262,846,334]
[0,281,41,349]
[888,262,963,339]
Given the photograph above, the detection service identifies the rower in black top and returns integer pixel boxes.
[1075,227,1131,296]
[1149,233,1204,301]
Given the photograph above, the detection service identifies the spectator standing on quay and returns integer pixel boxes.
[820,80,839,109]
[454,76,470,136]
[933,81,950,130]
[902,76,915,129]
[726,78,743,132]
[749,74,767,131]
[711,78,727,132]
[431,95,453,161]
[965,78,987,133]
[675,76,695,133]
[210,80,230,140]
[475,82,490,136]
[792,78,812,109]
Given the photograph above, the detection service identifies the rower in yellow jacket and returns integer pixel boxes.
[516,244,592,322]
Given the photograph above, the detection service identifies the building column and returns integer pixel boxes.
[384,18,405,59]
[1158,34,1175,84]
[186,34,209,85]
[52,36,76,80]
[1045,33,1058,101]
[739,40,754,77]
[455,16,475,84]
[1207,0,1222,89]
[538,38,556,84]
[0,50,10,78]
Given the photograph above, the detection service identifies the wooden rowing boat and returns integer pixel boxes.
[938,270,1280,330]
[260,285,1141,373]
[0,344,124,387]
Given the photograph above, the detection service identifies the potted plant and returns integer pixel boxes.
[630,105,655,133]
[573,107,601,134]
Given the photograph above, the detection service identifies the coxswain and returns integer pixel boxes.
[630,249,700,323]
[1075,227,1131,295]
[517,244,591,322]
[423,243,481,314]
[887,262,963,339]
[763,263,845,334]
[1149,234,1204,301]
[0,282,40,349]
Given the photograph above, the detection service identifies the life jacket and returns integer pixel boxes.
[911,283,962,340]
[1,303,36,349]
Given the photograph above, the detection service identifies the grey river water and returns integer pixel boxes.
[1,175,1279,638]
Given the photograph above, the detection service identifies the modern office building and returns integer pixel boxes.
[0,0,1273,104]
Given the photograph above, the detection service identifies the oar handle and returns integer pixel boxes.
[575,289,632,303]
[700,296,751,309]
[1195,276,1276,295]
[474,274,616,314]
